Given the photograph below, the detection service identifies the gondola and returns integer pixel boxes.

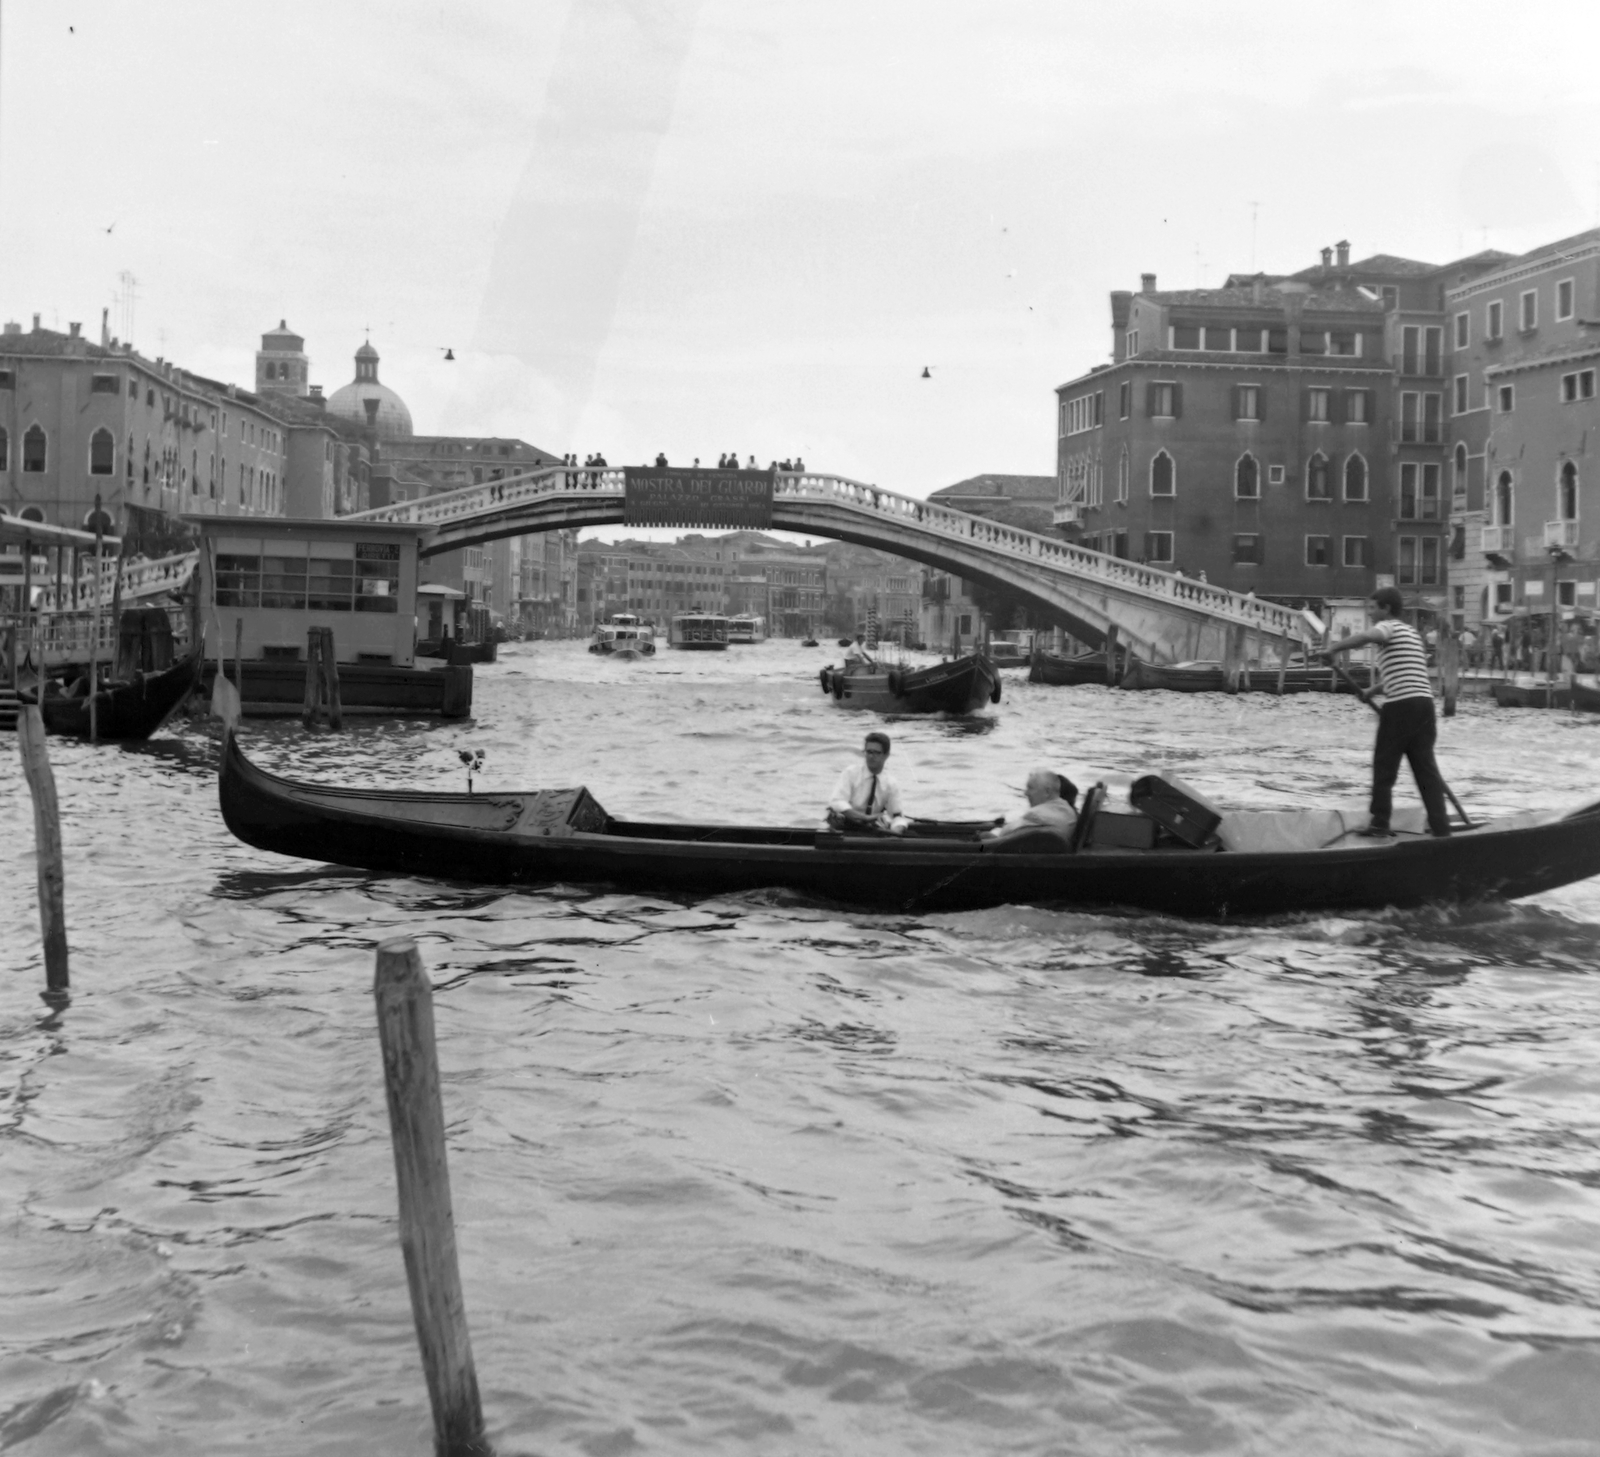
[217,730,1600,917]
[818,652,999,714]
[37,650,201,740]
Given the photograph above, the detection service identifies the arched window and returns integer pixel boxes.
[191,448,199,494]
[83,507,114,535]
[19,505,45,523]
[143,438,151,485]
[1343,453,1368,501]
[1495,470,1514,526]
[1306,452,1331,500]
[126,434,135,480]
[1117,447,1130,502]
[89,427,115,475]
[22,424,46,472]
[1453,443,1468,501]
[1560,460,1578,521]
[1150,450,1175,497]
[1235,453,1259,499]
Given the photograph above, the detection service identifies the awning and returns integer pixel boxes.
[417,583,467,600]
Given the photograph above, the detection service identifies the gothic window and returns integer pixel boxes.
[1306,452,1331,500]
[1560,460,1578,521]
[1495,470,1514,526]
[1235,453,1259,499]
[89,427,115,475]
[1150,450,1175,497]
[23,424,46,472]
[1343,453,1368,502]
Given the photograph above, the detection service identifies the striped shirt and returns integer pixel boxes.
[1373,619,1434,702]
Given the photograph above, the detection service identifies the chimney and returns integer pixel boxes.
[1251,273,1265,306]
[101,307,110,347]
[3,321,20,335]
[68,321,81,338]
[309,384,324,401]
[363,398,380,427]
[1335,239,1350,268]
[32,312,41,331]
[1140,272,1157,293]
[1319,247,1333,271]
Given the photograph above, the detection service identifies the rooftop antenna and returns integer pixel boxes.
[1250,201,1259,271]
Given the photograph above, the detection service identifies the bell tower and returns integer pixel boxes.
[256,320,309,396]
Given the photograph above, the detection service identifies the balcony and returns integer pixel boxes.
[1544,519,1580,550]
[1480,524,1514,555]
[1052,503,1082,527]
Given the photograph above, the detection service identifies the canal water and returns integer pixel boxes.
[3,639,1599,1456]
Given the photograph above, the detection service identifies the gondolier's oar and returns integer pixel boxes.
[1325,656,1472,828]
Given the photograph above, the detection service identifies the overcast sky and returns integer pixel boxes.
[5,0,1599,501]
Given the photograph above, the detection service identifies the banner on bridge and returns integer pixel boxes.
[623,467,774,529]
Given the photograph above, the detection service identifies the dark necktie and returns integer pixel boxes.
[865,774,878,815]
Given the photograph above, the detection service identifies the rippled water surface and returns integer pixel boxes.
[4,640,1600,1455]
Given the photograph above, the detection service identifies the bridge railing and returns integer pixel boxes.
[776,473,1315,642]
[348,467,625,526]
[34,550,199,613]
[348,466,1317,641]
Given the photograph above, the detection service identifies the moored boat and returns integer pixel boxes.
[987,631,1034,669]
[1029,650,1112,687]
[1491,678,1575,709]
[1121,658,1376,696]
[216,731,1600,916]
[819,652,1000,714]
[727,614,766,644]
[36,649,201,740]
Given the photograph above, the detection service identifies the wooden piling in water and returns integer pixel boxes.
[1440,629,1460,718]
[17,705,70,1007]
[373,939,491,1457]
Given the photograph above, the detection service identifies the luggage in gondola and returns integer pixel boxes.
[1131,774,1223,848]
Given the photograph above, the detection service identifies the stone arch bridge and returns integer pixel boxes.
[346,467,1321,663]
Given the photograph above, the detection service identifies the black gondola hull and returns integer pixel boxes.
[218,733,1600,917]
[39,653,201,740]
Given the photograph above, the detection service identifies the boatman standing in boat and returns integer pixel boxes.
[827,731,910,834]
[1321,586,1452,839]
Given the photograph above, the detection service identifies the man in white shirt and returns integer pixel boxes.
[985,768,1079,847]
[843,634,876,671]
[827,731,909,833]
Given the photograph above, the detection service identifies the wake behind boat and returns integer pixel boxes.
[216,731,1600,917]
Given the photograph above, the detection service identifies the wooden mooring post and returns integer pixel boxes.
[17,705,70,1008]
[1439,627,1461,718]
[374,939,491,1457]
[302,627,344,730]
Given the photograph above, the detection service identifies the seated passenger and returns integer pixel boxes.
[984,768,1079,847]
[827,730,910,834]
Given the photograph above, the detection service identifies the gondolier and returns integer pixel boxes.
[1322,586,1451,840]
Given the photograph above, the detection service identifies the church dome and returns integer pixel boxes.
[325,340,414,440]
